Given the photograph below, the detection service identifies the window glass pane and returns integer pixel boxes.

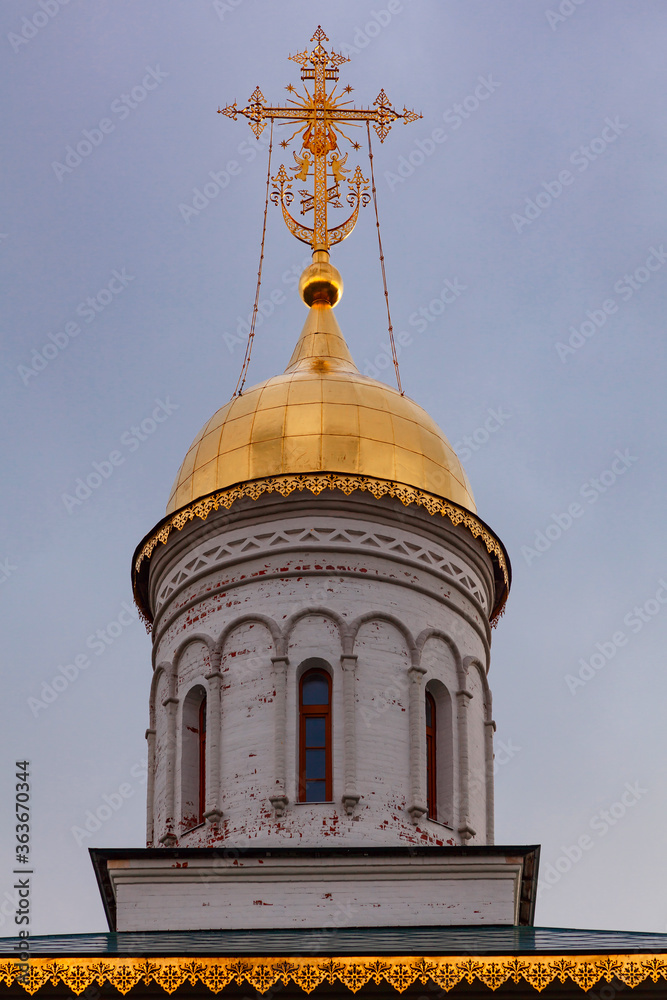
[305,780,326,802]
[426,695,432,727]
[302,672,329,705]
[305,716,326,746]
[305,749,326,780]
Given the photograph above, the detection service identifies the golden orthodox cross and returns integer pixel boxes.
[219,26,421,254]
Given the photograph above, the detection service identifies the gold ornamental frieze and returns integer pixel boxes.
[3,953,667,995]
[134,470,508,597]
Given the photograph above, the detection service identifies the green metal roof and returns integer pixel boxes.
[2,925,667,956]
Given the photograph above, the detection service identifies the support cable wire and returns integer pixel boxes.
[234,120,274,396]
[367,121,403,395]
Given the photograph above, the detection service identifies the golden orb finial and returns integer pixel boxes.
[298,251,343,307]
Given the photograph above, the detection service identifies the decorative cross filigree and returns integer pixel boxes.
[219,26,421,252]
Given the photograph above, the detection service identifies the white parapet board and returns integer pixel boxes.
[105,850,529,932]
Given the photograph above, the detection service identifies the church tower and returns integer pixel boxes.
[93,27,536,933]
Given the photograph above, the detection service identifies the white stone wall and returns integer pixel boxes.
[354,620,412,828]
[145,492,498,850]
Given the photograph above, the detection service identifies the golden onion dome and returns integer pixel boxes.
[166,261,475,516]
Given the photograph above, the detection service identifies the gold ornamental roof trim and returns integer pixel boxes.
[132,471,510,626]
[4,953,667,995]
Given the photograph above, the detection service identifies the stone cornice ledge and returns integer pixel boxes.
[132,473,510,628]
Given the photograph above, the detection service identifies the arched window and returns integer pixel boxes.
[198,695,206,824]
[299,668,332,802]
[426,691,437,819]
[181,685,206,831]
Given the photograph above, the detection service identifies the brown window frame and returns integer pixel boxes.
[426,691,437,820]
[298,668,332,803]
[198,695,207,824]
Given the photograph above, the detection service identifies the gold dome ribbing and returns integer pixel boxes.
[166,294,475,516]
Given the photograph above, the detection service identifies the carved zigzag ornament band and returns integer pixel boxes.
[3,954,667,994]
[134,473,509,590]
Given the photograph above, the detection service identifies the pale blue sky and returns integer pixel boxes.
[1,0,667,935]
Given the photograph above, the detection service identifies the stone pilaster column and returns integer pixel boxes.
[340,654,359,815]
[145,727,156,846]
[484,718,496,844]
[203,669,223,825]
[408,664,427,824]
[159,690,179,846]
[269,655,289,816]
[456,688,476,842]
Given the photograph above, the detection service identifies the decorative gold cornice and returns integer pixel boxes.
[137,473,507,583]
[3,954,667,995]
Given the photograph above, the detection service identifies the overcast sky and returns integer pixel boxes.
[1,0,667,938]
